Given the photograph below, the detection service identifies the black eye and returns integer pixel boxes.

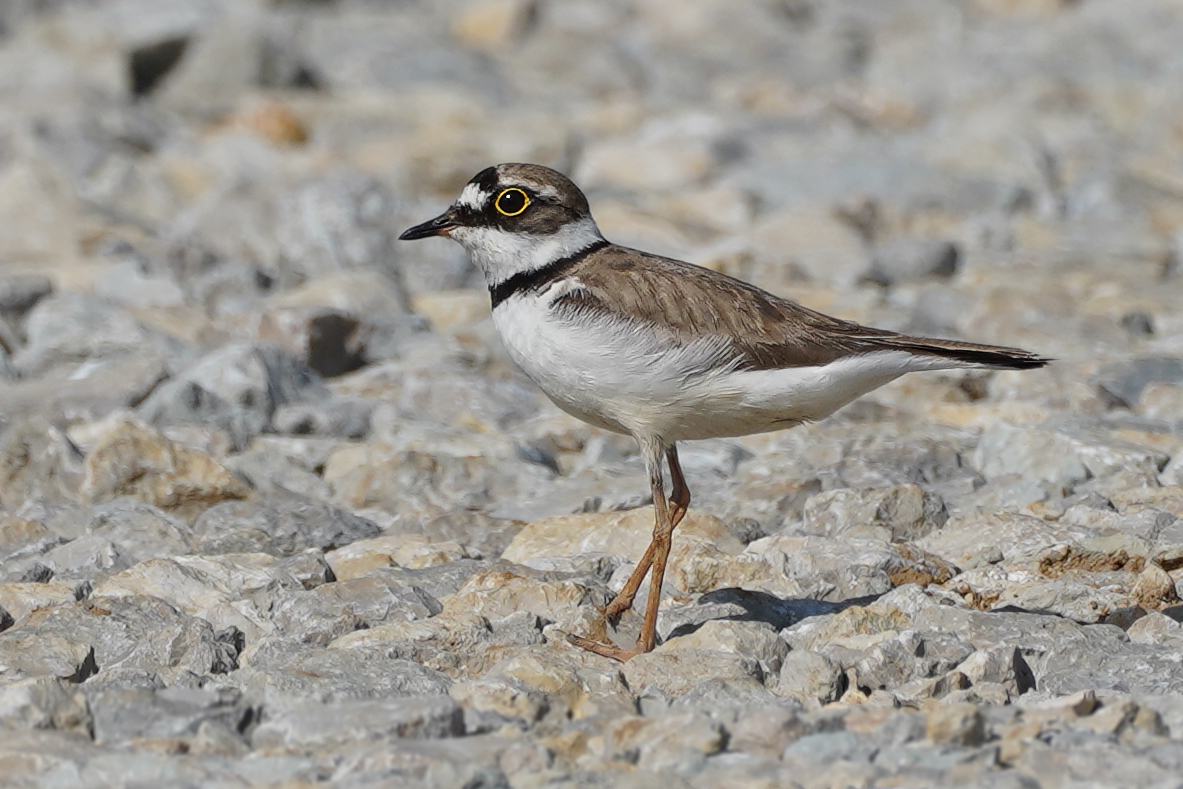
[495,188,530,217]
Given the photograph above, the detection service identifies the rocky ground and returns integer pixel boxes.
[2,0,1183,786]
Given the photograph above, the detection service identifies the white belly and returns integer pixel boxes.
[493,293,959,443]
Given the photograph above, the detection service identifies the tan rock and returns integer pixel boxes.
[502,507,742,565]
[479,644,631,718]
[412,290,490,332]
[621,648,763,697]
[223,99,308,146]
[925,702,986,746]
[0,161,79,265]
[1072,700,1138,737]
[1139,384,1183,422]
[0,514,55,557]
[0,417,85,510]
[803,603,913,652]
[326,534,471,579]
[775,649,844,707]
[727,706,808,757]
[1109,486,1183,518]
[802,484,947,543]
[1131,563,1180,609]
[1127,611,1183,645]
[655,185,754,236]
[604,711,725,769]
[578,131,719,192]
[266,270,407,317]
[749,206,867,288]
[0,582,77,622]
[441,569,604,634]
[79,413,250,522]
[970,0,1074,17]
[452,0,536,51]
[92,554,280,639]
[450,675,550,723]
[916,511,1089,569]
[659,619,787,674]
[0,631,96,683]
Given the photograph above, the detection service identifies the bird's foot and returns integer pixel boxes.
[603,597,633,627]
[566,632,641,662]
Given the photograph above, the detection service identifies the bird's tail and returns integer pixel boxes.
[886,335,1051,370]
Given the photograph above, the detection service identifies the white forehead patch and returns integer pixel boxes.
[457,182,491,211]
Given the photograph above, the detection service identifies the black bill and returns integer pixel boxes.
[399,209,459,240]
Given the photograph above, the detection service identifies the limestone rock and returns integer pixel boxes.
[251,696,464,750]
[775,650,845,707]
[79,413,250,523]
[192,494,379,557]
[801,484,948,543]
[622,648,764,698]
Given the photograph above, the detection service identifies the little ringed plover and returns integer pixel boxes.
[401,163,1049,662]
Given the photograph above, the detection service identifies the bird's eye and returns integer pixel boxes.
[495,188,530,217]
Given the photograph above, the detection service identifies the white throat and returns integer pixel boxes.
[450,217,605,288]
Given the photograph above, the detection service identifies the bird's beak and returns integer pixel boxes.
[399,208,459,240]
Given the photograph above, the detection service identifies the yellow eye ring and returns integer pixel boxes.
[495,188,531,217]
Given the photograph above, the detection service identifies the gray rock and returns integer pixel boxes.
[363,559,514,601]
[0,596,239,685]
[622,648,765,698]
[0,511,60,566]
[221,442,335,500]
[0,629,97,683]
[251,696,464,750]
[1094,358,1183,409]
[87,685,252,745]
[800,484,948,542]
[971,424,1091,490]
[775,650,845,707]
[138,343,327,450]
[915,605,1183,696]
[270,576,442,645]
[271,397,373,439]
[727,705,811,757]
[192,494,380,557]
[955,646,1037,697]
[220,642,452,712]
[0,275,53,320]
[29,535,132,585]
[660,588,844,642]
[87,499,194,563]
[867,238,959,286]
[782,729,877,766]
[604,710,725,774]
[0,678,91,734]
[0,351,172,434]
[0,417,85,511]
[9,292,181,377]
[853,630,974,692]
[273,170,408,298]
[662,619,788,675]
[668,678,785,714]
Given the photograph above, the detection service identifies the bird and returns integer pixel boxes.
[400,163,1049,661]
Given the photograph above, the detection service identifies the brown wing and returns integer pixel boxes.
[554,245,1049,371]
